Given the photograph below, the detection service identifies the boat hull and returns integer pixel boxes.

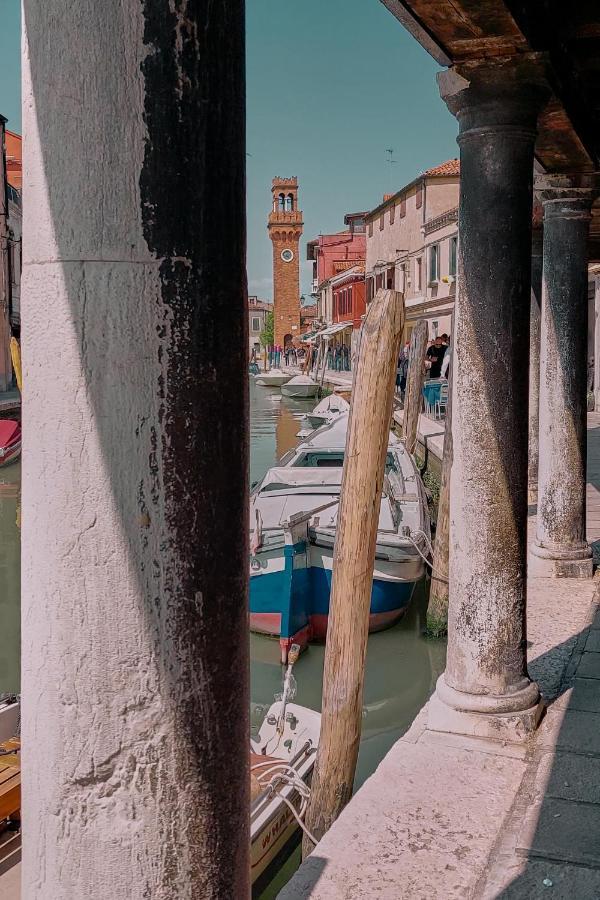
[250,541,420,661]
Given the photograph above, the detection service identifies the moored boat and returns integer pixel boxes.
[249,414,431,662]
[297,393,349,437]
[280,375,318,399]
[255,369,293,388]
[0,420,21,468]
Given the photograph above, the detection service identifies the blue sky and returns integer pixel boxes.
[0,0,458,299]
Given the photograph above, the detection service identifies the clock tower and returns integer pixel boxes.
[268,177,303,347]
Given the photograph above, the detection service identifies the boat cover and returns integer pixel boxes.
[260,467,343,490]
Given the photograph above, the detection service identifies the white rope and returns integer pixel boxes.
[406,528,435,571]
[251,759,319,846]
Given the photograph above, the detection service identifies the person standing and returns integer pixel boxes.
[426,336,447,379]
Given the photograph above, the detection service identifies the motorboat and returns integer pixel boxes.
[255,369,293,388]
[249,414,431,662]
[250,646,320,887]
[297,394,349,437]
[280,375,318,399]
[0,420,21,468]
[0,696,19,744]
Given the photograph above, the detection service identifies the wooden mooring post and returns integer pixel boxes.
[402,319,428,455]
[427,358,453,635]
[303,288,404,856]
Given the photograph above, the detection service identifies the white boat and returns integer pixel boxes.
[250,413,431,661]
[0,696,19,743]
[281,375,318,399]
[297,393,349,437]
[250,697,320,885]
[255,369,293,388]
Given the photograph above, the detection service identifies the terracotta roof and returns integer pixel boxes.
[423,158,460,177]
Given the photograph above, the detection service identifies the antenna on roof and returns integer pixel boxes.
[385,148,396,190]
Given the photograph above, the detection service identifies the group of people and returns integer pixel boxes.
[326,343,351,372]
[396,331,451,396]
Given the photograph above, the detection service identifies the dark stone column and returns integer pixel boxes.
[530,175,599,578]
[528,228,543,503]
[428,60,548,742]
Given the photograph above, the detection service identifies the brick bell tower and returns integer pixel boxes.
[268,177,303,347]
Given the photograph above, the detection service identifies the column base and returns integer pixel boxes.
[427,675,545,744]
[529,541,593,578]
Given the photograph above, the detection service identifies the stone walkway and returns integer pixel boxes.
[280,415,600,899]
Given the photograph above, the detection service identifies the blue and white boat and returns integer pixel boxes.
[249,413,430,662]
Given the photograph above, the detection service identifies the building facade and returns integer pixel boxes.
[268,177,303,347]
[307,212,367,325]
[6,130,22,336]
[247,296,271,356]
[365,159,459,340]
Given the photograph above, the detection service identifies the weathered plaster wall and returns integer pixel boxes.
[21,2,248,898]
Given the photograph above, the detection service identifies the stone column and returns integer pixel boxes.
[428,60,548,742]
[530,175,599,578]
[22,2,248,899]
[528,228,543,503]
[594,274,600,412]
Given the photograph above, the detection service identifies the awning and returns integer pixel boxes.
[318,322,353,338]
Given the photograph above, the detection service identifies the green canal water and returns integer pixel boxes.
[0,385,446,896]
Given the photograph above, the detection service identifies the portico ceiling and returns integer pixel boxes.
[380,0,600,258]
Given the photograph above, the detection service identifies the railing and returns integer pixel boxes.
[423,206,458,236]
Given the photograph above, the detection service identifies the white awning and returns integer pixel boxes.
[318,321,353,338]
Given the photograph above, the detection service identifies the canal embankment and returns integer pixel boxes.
[279,415,600,899]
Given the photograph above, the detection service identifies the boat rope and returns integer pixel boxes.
[406,528,435,571]
[251,758,319,847]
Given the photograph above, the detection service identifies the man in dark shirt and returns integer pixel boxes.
[426,336,447,379]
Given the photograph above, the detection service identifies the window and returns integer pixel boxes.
[416,183,423,209]
[368,221,373,237]
[366,277,374,303]
[432,321,439,338]
[389,205,395,225]
[285,193,294,211]
[278,192,285,211]
[251,316,260,332]
[429,244,439,283]
[379,214,384,231]
[415,257,422,292]
[449,235,457,277]
[386,267,394,289]
[400,196,406,218]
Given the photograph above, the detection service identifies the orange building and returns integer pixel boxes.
[5,130,22,191]
[268,177,303,348]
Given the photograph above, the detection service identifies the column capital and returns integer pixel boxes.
[535,173,600,219]
[437,55,550,138]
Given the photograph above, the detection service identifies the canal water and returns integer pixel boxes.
[249,379,446,898]
[0,385,446,895]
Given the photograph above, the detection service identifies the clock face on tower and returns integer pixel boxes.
[280,248,294,263]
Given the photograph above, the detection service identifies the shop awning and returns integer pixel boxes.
[318,322,353,338]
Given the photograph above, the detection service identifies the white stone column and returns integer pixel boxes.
[428,60,548,743]
[530,175,599,578]
[21,2,248,898]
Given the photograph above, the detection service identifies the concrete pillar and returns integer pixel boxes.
[22,3,248,899]
[528,228,543,504]
[428,61,548,743]
[530,175,599,578]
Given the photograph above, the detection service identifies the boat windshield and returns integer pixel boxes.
[292,451,399,473]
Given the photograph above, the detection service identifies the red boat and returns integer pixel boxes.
[0,420,21,467]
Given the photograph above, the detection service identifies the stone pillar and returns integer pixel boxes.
[22,2,248,899]
[428,61,548,742]
[594,275,600,412]
[530,175,599,578]
[528,228,543,503]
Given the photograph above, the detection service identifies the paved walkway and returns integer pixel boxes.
[280,414,600,899]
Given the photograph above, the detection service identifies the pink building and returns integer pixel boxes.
[306,212,367,325]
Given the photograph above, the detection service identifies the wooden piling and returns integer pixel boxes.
[402,319,428,455]
[303,289,404,856]
[427,358,453,636]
